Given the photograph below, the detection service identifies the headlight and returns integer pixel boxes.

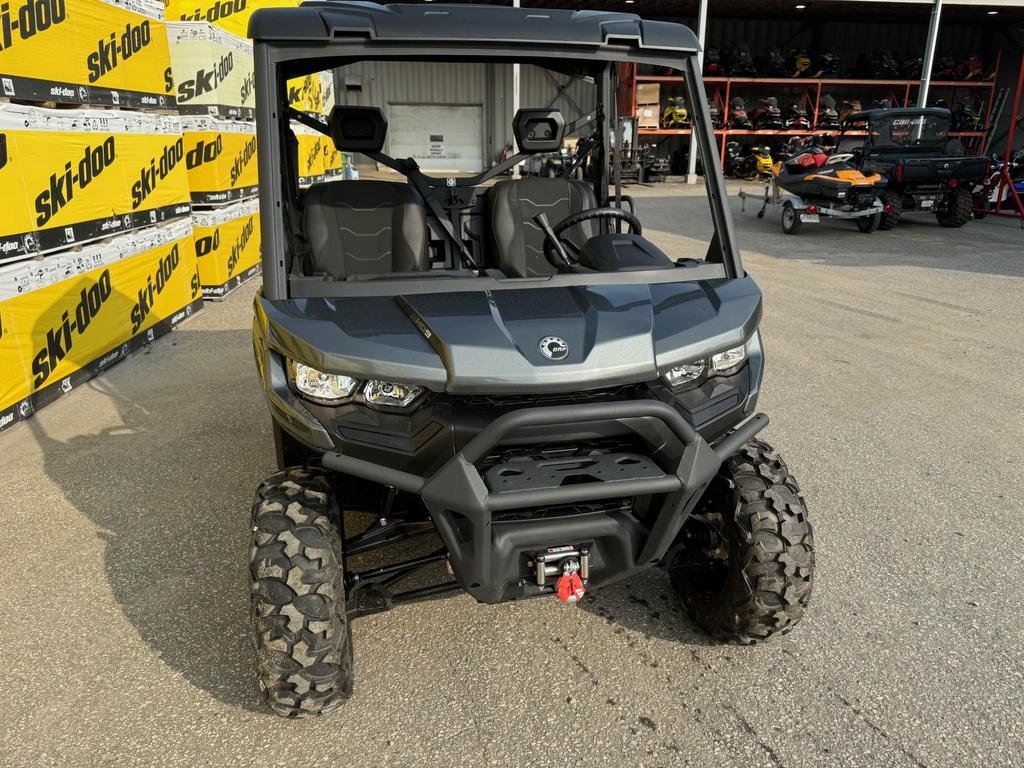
[289,361,358,403]
[363,380,424,408]
[662,361,706,388]
[711,344,746,374]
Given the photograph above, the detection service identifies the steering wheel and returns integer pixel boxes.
[544,206,643,268]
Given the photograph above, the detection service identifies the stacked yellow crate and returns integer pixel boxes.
[0,0,202,432]
[166,18,260,297]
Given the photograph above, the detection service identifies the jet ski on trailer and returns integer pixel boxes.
[739,144,890,234]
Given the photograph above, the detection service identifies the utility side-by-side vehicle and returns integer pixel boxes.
[247,1,815,717]
[842,107,988,229]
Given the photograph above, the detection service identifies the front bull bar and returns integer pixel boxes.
[322,401,768,603]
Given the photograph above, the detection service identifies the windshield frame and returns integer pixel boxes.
[254,41,740,300]
[866,113,950,151]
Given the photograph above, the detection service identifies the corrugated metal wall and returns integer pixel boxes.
[705,17,987,63]
[338,61,490,108]
[335,62,598,167]
[520,65,596,122]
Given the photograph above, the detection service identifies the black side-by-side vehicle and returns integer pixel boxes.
[841,107,988,229]
[247,1,815,717]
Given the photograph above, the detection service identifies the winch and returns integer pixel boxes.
[531,545,590,603]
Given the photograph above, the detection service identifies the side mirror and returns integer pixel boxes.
[328,106,387,153]
[513,108,565,153]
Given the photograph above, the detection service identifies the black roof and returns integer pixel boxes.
[248,1,699,53]
[843,107,951,125]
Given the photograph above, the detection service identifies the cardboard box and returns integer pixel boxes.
[166,21,254,119]
[190,197,259,298]
[638,104,660,130]
[636,83,661,129]
[637,83,660,107]
[0,218,203,431]
[164,0,300,38]
[0,0,175,108]
[181,116,257,205]
[0,103,192,263]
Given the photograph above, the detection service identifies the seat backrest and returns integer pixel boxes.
[485,177,596,278]
[303,180,429,277]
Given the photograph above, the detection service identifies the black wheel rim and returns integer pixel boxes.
[672,511,732,597]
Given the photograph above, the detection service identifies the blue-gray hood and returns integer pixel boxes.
[256,277,761,395]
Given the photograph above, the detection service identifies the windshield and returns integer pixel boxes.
[256,51,738,299]
[868,114,949,149]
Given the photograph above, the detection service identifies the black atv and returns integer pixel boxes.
[247,1,815,717]
[842,107,988,229]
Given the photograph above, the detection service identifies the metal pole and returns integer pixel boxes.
[917,0,943,108]
[511,0,521,178]
[686,0,709,184]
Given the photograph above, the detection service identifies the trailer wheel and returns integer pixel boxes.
[936,188,973,227]
[250,467,353,717]
[667,439,815,644]
[781,202,801,234]
[877,192,901,230]
[857,212,881,233]
[973,197,989,220]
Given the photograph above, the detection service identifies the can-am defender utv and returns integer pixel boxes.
[841,107,988,229]
[247,2,815,717]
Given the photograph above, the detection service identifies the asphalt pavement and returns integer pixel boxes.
[2,182,1022,768]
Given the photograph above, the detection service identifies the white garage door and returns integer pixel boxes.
[389,104,483,173]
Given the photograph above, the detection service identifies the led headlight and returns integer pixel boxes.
[662,361,706,388]
[363,380,424,408]
[711,344,747,374]
[290,361,358,403]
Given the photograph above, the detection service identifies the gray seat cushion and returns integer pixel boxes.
[485,177,596,278]
[303,180,429,277]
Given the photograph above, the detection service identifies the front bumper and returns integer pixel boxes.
[322,401,767,603]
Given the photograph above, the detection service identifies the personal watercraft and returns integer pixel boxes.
[773,146,886,207]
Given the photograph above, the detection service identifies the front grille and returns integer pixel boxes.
[452,384,643,410]
[492,497,633,523]
[476,436,645,474]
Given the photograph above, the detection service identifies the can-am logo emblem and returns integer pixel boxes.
[538,336,569,360]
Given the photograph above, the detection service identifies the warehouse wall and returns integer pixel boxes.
[336,62,598,168]
[704,18,989,62]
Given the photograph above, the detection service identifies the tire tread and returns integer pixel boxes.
[249,467,353,717]
[672,439,815,645]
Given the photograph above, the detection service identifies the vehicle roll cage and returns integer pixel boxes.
[251,10,743,299]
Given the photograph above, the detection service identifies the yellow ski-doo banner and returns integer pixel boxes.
[291,122,342,187]
[0,218,202,427]
[166,21,254,119]
[181,116,257,205]
[0,104,191,263]
[163,0,299,38]
[191,197,259,298]
[0,0,175,108]
[294,123,320,186]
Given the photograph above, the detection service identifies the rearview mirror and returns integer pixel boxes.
[513,108,565,153]
[328,106,387,153]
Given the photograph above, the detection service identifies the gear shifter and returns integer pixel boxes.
[534,212,574,272]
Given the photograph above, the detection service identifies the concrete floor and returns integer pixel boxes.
[2,183,1022,768]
